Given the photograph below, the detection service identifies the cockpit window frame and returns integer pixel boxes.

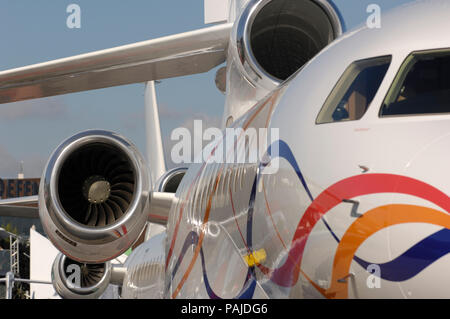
[315,55,392,125]
[379,48,450,118]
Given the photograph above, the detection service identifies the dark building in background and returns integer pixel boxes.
[0,178,43,236]
[0,178,39,199]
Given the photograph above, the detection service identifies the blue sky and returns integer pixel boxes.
[0,0,414,178]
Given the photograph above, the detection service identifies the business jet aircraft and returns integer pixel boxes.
[0,0,449,299]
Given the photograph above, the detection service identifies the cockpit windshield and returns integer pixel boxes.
[381,49,450,116]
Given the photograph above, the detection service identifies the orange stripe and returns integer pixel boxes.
[264,91,280,128]
[325,204,450,299]
[171,167,224,298]
[230,186,252,255]
[262,179,287,250]
[242,94,274,130]
[166,161,207,269]
[170,92,280,297]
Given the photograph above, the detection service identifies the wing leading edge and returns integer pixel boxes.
[0,23,232,104]
[0,196,38,219]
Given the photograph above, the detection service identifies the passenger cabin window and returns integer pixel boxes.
[381,50,450,116]
[316,56,391,124]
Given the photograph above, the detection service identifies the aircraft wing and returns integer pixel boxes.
[0,196,39,218]
[0,23,231,219]
[0,23,232,104]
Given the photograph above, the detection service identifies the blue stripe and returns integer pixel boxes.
[354,228,450,282]
[267,140,314,202]
[169,230,256,299]
[323,217,450,282]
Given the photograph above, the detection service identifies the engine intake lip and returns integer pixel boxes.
[39,130,150,263]
[234,0,343,90]
[53,253,112,298]
[156,167,188,193]
[48,131,143,238]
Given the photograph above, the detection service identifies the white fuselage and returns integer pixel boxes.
[126,0,450,299]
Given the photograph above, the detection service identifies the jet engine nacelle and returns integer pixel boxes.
[39,130,150,263]
[52,253,112,299]
[232,0,343,90]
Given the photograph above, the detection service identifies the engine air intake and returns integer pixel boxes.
[233,0,343,89]
[58,143,135,227]
[52,253,112,299]
[39,130,150,263]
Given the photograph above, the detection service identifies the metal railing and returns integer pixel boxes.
[10,236,19,276]
[0,228,52,299]
[0,271,52,299]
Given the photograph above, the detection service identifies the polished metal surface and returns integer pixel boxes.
[148,167,186,226]
[0,195,38,206]
[110,264,127,286]
[147,192,176,226]
[231,0,343,91]
[0,196,39,219]
[155,166,188,193]
[122,233,166,299]
[39,130,150,263]
[165,89,286,298]
[52,253,112,299]
[223,0,344,127]
[0,23,232,104]
[2,0,449,300]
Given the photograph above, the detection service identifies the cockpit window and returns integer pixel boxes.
[316,56,391,124]
[381,50,450,117]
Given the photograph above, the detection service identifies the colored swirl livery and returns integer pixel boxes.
[0,0,448,299]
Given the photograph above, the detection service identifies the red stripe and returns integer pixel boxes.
[260,174,449,287]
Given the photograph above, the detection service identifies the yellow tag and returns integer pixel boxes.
[244,249,267,267]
